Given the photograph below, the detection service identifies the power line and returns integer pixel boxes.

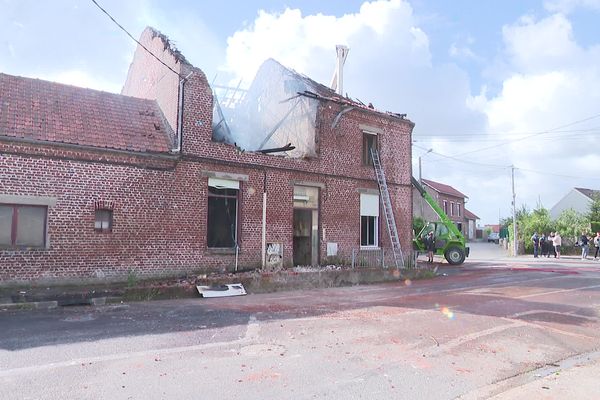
[90,0,181,77]
[515,167,600,181]
[415,129,600,143]
[413,143,600,181]
[414,126,600,138]
[449,112,600,157]
[413,143,510,168]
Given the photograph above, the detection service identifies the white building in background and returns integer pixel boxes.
[550,188,600,219]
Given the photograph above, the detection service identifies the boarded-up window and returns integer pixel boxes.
[0,204,47,248]
[207,178,239,248]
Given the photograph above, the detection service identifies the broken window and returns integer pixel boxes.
[443,200,448,215]
[456,203,461,217]
[95,209,113,233]
[450,202,455,216]
[360,193,379,247]
[207,178,239,249]
[0,204,47,248]
[362,131,378,166]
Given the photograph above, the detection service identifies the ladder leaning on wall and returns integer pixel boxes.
[371,149,405,269]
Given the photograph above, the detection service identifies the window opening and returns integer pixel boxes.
[360,193,379,247]
[0,204,47,248]
[95,209,113,233]
[207,179,239,248]
[362,132,378,166]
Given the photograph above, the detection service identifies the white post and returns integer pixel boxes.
[512,166,518,257]
[262,192,267,268]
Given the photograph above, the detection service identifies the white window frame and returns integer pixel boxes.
[360,193,379,248]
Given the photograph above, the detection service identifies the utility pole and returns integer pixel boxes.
[511,165,517,257]
[418,149,432,217]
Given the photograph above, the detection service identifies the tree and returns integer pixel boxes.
[588,194,600,232]
[514,206,554,252]
[413,216,426,237]
[555,209,588,243]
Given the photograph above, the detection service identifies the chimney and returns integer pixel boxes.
[330,45,349,95]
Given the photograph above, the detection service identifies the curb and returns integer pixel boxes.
[0,265,439,311]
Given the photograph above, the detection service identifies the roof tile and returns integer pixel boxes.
[422,178,467,199]
[0,73,172,153]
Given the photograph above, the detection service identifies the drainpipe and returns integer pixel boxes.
[173,71,194,153]
[261,170,267,269]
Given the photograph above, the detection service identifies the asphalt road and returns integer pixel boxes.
[1,243,600,399]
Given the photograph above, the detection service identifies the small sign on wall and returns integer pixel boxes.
[327,242,338,256]
[266,243,283,269]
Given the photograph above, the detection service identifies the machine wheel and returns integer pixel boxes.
[444,246,465,265]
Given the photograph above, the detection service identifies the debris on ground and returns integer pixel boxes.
[197,284,247,298]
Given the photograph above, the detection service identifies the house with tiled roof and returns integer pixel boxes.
[0,27,414,285]
[463,208,479,240]
[550,187,600,219]
[413,178,476,239]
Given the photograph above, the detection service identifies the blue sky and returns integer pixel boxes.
[3,0,600,225]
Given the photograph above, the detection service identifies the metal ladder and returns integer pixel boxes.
[371,149,405,268]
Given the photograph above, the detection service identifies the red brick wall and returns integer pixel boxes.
[0,137,412,284]
[0,31,414,284]
[121,27,182,144]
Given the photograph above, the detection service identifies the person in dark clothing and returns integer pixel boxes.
[540,234,547,257]
[548,232,556,258]
[424,231,435,263]
[531,232,540,258]
[580,232,590,260]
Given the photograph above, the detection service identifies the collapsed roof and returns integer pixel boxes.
[212,59,318,158]
[212,59,411,158]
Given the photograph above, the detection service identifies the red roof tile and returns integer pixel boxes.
[463,208,479,220]
[422,178,467,199]
[0,73,172,153]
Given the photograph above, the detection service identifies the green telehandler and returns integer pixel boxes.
[412,177,469,265]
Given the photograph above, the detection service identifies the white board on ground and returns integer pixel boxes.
[196,283,247,298]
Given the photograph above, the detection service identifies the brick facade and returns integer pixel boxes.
[0,27,413,285]
[413,180,468,236]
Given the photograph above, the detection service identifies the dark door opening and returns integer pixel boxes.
[293,209,312,266]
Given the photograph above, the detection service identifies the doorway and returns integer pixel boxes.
[292,185,319,266]
[293,209,312,266]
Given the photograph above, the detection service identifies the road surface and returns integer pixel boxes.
[1,242,599,399]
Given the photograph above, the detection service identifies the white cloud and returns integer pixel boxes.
[222,0,485,141]
[466,12,600,220]
[544,0,600,13]
[502,14,581,73]
[222,0,428,85]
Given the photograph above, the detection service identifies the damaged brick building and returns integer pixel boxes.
[0,27,414,285]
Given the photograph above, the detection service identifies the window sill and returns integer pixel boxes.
[207,247,238,255]
[0,246,48,251]
[360,246,381,250]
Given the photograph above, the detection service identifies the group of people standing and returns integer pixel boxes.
[531,232,562,258]
[530,231,600,260]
